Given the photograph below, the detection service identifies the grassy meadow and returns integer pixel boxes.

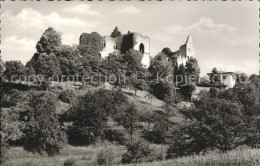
[3,145,259,166]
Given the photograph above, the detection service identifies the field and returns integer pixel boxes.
[3,145,259,166]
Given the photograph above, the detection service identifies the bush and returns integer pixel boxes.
[104,129,126,145]
[63,158,76,166]
[179,83,196,101]
[142,130,162,144]
[2,89,23,107]
[135,79,149,91]
[121,139,151,164]
[151,82,173,100]
[59,89,77,103]
[96,148,116,166]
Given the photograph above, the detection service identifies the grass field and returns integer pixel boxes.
[3,145,259,166]
[125,147,260,166]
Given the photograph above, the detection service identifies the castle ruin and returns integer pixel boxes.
[100,31,150,67]
[79,27,195,68]
[168,35,195,67]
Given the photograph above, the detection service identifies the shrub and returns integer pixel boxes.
[63,158,76,166]
[59,89,77,103]
[2,89,23,107]
[96,148,116,166]
[121,139,151,164]
[151,82,173,100]
[179,83,196,101]
[135,79,149,91]
[104,129,126,145]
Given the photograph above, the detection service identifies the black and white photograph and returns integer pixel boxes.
[0,1,259,166]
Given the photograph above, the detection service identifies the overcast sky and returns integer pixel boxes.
[1,1,258,76]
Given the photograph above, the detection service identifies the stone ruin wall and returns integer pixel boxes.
[132,33,150,67]
[100,36,123,58]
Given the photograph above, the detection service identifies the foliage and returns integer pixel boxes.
[22,91,67,156]
[34,52,62,77]
[0,55,4,76]
[79,32,103,57]
[151,82,174,100]
[1,106,24,162]
[167,97,250,158]
[152,111,171,144]
[96,146,116,166]
[2,89,24,107]
[63,158,76,166]
[149,52,173,80]
[110,26,122,38]
[66,89,128,145]
[123,49,144,72]
[217,82,260,147]
[135,79,149,91]
[209,67,220,84]
[166,125,193,159]
[185,57,200,83]
[103,129,126,145]
[55,45,81,76]
[179,83,196,101]
[114,103,140,142]
[121,138,151,164]
[121,33,137,54]
[58,89,77,103]
[3,61,26,81]
[176,64,186,85]
[36,27,62,54]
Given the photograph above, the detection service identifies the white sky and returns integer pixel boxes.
[1,1,259,75]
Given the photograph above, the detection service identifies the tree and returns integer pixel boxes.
[22,91,67,156]
[176,64,186,85]
[110,26,122,38]
[149,52,173,82]
[34,52,62,77]
[55,45,81,76]
[115,103,139,142]
[27,27,63,77]
[3,61,26,81]
[36,27,62,54]
[179,83,195,101]
[234,72,249,86]
[167,98,245,159]
[218,83,260,147]
[123,49,144,71]
[209,67,220,84]
[185,57,200,83]
[66,89,128,145]
[0,55,4,76]
[166,125,191,159]
[153,111,171,159]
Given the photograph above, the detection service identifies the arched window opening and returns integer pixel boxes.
[114,44,117,50]
[139,43,144,54]
[103,41,106,47]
